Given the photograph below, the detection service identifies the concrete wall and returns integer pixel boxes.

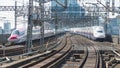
[0,34,10,44]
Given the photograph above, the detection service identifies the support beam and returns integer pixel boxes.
[14,1,17,29]
[55,0,67,8]
[26,0,33,53]
[0,6,26,11]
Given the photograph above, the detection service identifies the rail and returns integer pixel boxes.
[0,35,65,67]
[79,44,88,68]
[79,38,102,68]
[19,36,69,68]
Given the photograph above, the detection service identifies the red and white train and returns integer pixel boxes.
[7,28,56,44]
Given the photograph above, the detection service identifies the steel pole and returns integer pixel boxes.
[14,1,17,29]
[39,0,45,51]
[26,0,33,53]
[118,24,120,44]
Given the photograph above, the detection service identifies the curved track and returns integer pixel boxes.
[1,34,115,68]
[79,36,102,68]
[81,45,100,68]
[0,34,70,68]
[0,35,60,57]
[59,34,103,68]
[19,34,72,68]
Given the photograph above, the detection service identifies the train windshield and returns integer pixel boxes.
[12,30,20,35]
[97,31,103,33]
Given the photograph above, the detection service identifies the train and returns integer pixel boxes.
[7,28,56,44]
[70,26,106,41]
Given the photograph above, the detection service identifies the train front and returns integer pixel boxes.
[8,30,20,43]
[93,26,106,39]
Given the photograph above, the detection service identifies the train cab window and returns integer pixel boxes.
[32,29,40,33]
[97,31,103,33]
[12,30,20,35]
[19,31,25,36]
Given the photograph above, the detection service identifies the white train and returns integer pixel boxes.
[7,28,56,44]
[70,26,106,40]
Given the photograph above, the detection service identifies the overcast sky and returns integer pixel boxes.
[0,0,120,29]
[0,0,29,29]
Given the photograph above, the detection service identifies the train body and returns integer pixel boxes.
[70,26,105,40]
[8,28,55,44]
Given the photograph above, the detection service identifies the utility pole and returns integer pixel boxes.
[26,0,33,53]
[105,0,110,35]
[55,5,58,34]
[112,0,115,15]
[97,5,99,25]
[39,0,45,51]
[54,5,58,42]
[1,29,5,57]
[14,1,17,29]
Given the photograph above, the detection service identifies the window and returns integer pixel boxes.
[32,29,40,33]
[97,31,103,33]
[20,31,25,36]
[12,30,20,35]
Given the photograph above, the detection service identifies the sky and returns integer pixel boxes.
[0,0,50,29]
[0,0,29,29]
[0,0,120,29]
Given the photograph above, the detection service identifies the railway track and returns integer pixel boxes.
[0,35,61,57]
[60,35,103,68]
[0,35,64,66]
[60,35,85,68]
[18,34,72,68]
[1,34,117,68]
[80,45,101,68]
[79,36,102,68]
[0,34,71,68]
[0,45,25,56]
